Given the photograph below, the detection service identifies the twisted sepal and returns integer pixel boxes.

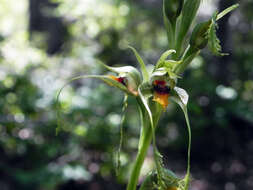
[56,74,133,134]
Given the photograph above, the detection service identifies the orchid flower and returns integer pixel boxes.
[56,1,238,190]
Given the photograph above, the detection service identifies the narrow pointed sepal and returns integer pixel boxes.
[56,74,134,134]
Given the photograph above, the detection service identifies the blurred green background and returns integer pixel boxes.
[0,0,252,190]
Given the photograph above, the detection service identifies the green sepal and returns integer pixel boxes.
[156,49,176,69]
[56,75,131,135]
[127,45,149,82]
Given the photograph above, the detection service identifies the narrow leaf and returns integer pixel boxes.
[216,4,239,21]
[128,46,149,82]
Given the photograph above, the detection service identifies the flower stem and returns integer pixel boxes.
[126,127,153,190]
[126,98,155,190]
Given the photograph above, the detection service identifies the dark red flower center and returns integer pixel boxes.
[153,80,170,94]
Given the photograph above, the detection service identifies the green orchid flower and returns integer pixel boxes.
[56,2,238,190]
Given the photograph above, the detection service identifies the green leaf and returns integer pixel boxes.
[128,46,149,82]
[175,0,201,58]
[216,4,239,21]
[56,75,129,135]
[171,87,191,190]
[207,14,228,56]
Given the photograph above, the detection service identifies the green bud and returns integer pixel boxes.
[164,0,184,21]
[190,20,212,49]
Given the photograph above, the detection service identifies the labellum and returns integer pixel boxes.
[152,80,171,109]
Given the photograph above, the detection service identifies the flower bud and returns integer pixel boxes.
[164,0,184,21]
[190,20,212,49]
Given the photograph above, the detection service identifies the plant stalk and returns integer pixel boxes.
[126,125,153,190]
[127,98,161,190]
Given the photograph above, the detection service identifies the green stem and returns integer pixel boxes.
[126,126,153,190]
[182,108,191,189]
[127,98,161,190]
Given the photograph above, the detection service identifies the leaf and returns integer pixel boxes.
[175,0,201,58]
[56,75,130,135]
[128,46,149,82]
[207,14,228,56]
[171,87,191,190]
[216,4,239,21]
